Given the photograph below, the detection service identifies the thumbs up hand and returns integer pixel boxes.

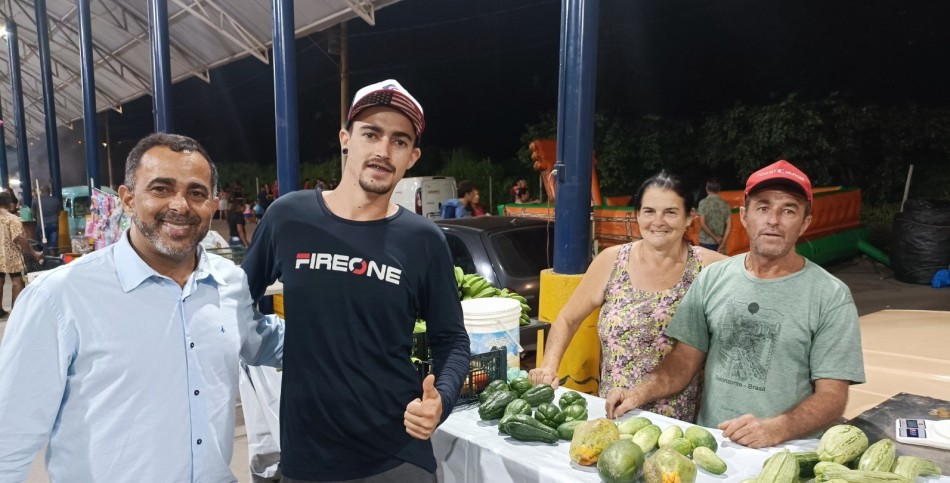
[404,374,443,440]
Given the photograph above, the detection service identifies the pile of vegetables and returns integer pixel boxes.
[477,378,590,446]
[750,424,942,483]
[475,383,945,483]
[454,266,532,326]
[474,377,728,483]
[596,417,724,483]
[413,266,532,339]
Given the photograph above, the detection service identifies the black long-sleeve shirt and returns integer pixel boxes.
[242,189,470,480]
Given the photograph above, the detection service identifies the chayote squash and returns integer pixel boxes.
[570,418,621,466]
[562,403,589,422]
[534,403,566,428]
[520,384,555,406]
[508,376,533,396]
[558,390,587,409]
[479,379,509,403]
[504,398,533,417]
[477,389,517,420]
[557,420,585,440]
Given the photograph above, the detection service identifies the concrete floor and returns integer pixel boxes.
[2,221,948,481]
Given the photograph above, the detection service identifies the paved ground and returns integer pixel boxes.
[2,220,948,481]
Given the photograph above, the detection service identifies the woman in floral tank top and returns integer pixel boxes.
[529,171,728,422]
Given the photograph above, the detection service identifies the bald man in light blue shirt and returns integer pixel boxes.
[0,133,283,482]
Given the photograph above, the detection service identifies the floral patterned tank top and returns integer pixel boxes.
[597,242,704,422]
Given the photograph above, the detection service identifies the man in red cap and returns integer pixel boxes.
[242,79,469,482]
[606,160,865,449]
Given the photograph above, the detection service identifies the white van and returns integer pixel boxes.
[392,176,456,219]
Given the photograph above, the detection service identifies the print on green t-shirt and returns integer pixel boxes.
[716,300,780,392]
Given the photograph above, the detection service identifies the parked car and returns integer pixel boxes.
[393,176,456,219]
[435,216,554,317]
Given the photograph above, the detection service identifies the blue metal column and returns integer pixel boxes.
[148,0,173,132]
[6,21,33,209]
[34,0,63,198]
[77,0,100,189]
[0,96,8,189]
[553,0,599,274]
[272,0,300,193]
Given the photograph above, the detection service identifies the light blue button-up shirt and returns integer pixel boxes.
[0,231,283,482]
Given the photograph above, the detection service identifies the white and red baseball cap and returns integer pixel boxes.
[744,160,813,202]
[346,79,425,139]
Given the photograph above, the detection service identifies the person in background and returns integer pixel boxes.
[242,79,470,482]
[244,200,254,224]
[471,189,488,216]
[697,178,732,253]
[514,186,536,204]
[0,191,42,316]
[529,171,727,422]
[217,184,231,221]
[253,200,264,222]
[440,180,477,219]
[0,133,284,481]
[258,186,270,217]
[228,197,249,248]
[35,185,62,255]
[4,188,17,212]
[606,160,865,448]
[510,178,528,202]
[302,178,312,190]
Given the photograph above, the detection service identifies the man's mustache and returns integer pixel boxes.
[157,212,201,225]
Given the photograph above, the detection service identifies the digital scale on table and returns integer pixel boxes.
[896,419,950,451]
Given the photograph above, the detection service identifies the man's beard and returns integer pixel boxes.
[358,176,393,195]
[131,210,208,259]
[357,158,397,195]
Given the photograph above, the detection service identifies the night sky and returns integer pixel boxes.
[31,0,950,186]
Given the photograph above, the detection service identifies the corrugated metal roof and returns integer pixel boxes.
[0,0,401,145]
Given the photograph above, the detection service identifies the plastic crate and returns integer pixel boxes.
[207,246,246,264]
[412,331,507,406]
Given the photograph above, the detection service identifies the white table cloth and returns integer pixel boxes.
[433,388,949,483]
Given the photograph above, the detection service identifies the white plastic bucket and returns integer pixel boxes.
[461,297,522,370]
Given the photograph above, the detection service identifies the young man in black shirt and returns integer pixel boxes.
[243,80,470,482]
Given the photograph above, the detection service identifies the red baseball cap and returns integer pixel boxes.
[347,79,425,140]
[744,160,813,202]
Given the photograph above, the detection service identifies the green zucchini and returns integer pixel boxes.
[792,451,822,478]
[817,425,868,465]
[759,449,800,483]
[856,439,896,472]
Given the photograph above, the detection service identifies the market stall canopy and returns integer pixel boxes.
[0,0,401,144]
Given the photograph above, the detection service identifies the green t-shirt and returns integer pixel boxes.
[696,194,731,244]
[665,255,865,429]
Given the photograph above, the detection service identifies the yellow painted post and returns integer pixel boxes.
[273,294,284,318]
[538,269,600,394]
[58,211,69,253]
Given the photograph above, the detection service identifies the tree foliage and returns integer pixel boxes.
[519,95,950,203]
